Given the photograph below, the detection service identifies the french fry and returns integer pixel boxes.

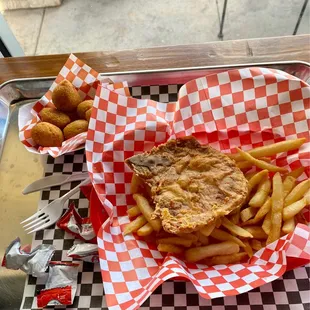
[124,215,147,235]
[210,228,246,248]
[245,171,257,180]
[158,237,193,247]
[243,226,268,239]
[237,157,271,170]
[248,170,269,193]
[251,239,263,251]
[215,217,222,228]
[177,233,199,242]
[127,206,141,218]
[243,240,253,257]
[197,232,209,246]
[251,239,262,251]
[237,161,255,170]
[229,210,241,224]
[249,178,271,208]
[131,174,143,194]
[242,197,271,226]
[133,194,162,232]
[184,241,240,263]
[157,243,183,254]
[203,252,248,266]
[283,191,310,221]
[226,153,239,160]
[236,148,288,173]
[282,217,296,234]
[137,223,153,236]
[240,207,257,222]
[262,211,271,235]
[282,176,296,198]
[200,221,216,236]
[287,166,305,179]
[231,138,306,161]
[222,217,253,238]
[284,179,310,206]
[267,173,284,244]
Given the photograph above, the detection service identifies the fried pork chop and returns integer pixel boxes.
[126,137,248,234]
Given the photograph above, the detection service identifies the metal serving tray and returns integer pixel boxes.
[0,60,309,309]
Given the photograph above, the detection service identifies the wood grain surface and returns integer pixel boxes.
[0,35,309,84]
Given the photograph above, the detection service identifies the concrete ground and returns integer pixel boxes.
[2,0,310,56]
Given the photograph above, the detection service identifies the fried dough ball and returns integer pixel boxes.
[85,108,92,122]
[52,80,82,112]
[31,122,64,147]
[77,100,93,119]
[63,120,89,140]
[39,107,71,129]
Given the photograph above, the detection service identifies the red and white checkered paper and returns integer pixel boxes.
[18,54,130,158]
[85,67,310,310]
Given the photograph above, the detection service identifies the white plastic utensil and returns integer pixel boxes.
[21,178,91,234]
[22,172,89,194]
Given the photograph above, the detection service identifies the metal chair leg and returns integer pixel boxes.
[218,0,228,40]
[293,0,308,35]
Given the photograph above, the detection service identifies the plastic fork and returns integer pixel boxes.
[21,177,91,234]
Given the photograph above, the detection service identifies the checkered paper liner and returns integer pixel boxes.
[18,54,130,158]
[85,67,310,310]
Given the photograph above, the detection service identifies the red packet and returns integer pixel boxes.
[37,262,79,307]
[57,203,96,243]
[86,67,310,310]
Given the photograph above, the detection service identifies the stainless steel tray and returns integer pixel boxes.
[0,60,309,309]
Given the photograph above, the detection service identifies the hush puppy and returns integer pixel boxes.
[63,120,89,140]
[85,108,92,122]
[52,80,82,112]
[77,100,93,119]
[40,107,71,129]
[31,122,64,147]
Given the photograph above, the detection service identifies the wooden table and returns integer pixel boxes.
[0,34,309,309]
[0,34,309,84]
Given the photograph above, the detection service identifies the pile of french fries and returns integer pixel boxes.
[124,138,309,265]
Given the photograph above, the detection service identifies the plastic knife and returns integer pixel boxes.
[22,172,89,194]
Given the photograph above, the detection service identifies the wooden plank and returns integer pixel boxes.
[0,35,309,84]
[0,0,62,10]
